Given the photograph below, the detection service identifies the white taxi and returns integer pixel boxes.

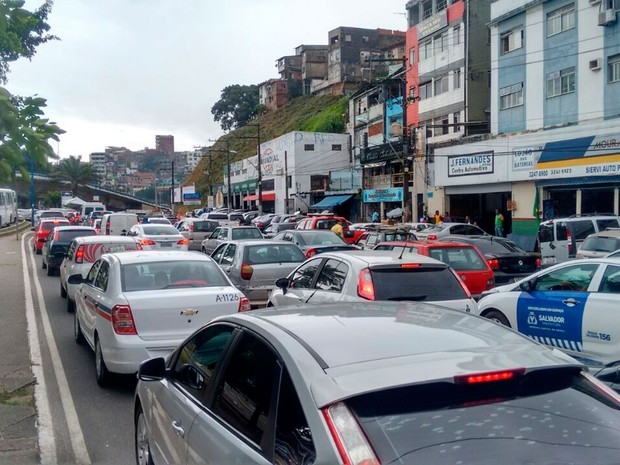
[477,258,620,364]
[69,251,249,386]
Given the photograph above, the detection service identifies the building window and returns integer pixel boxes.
[437,0,447,12]
[434,74,449,96]
[345,34,352,42]
[434,32,448,55]
[304,144,315,151]
[434,115,449,136]
[453,25,460,46]
[609,54,620,83]
[419,81,432,100]
[500,83,524,109]
[409,47,416,65]
[547,67,575,98]
[332,144,342,151]
[422,0,433,20]
[501,28,523,54]
[362,36,369,43]
[547,4,575,37]
[453,68,461,89]
[453,112,461,132]
[420,40,433,61]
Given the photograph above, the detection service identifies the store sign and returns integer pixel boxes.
[233,179,258,193]
[361,142,403,165]
[512,146,542,171]
[448,152,494,177]
[363,187,403,203]
[417,11,448,40]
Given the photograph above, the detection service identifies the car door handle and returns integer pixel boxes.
[171,421,185,438]
[562,298,580,306]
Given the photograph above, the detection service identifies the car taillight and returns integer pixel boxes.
[486,277,495,289]
[177,238,190,246]
[140,238,157,246]
[455,368,525,385]
[240,263,254,280]
[111,304,137,335]
[53,230,60,241]
[305,248,317,258]
[135,242,143,250]
[256,222,263,227]
[322,402,380,465]
[106,221,110,235]
[427,234,437,240]
[357,268,375,301]
[536,257,541,268]
[75,245,84,264]
[189,223,194,232]
[238,297,251,312]
[567,228,573,255]
[487,258,500,270]
[452,269,472,299]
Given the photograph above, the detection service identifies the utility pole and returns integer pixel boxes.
[29,157,35,224]
[401,55,410,222]
[226,139,232,210]
[237,124,262,213]
[284,150,289,213]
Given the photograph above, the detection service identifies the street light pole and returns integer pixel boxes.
[29,157,35,224]
[226,139,232,210]
[237,124,262,213]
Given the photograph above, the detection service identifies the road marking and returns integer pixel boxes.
[23,234,91,465]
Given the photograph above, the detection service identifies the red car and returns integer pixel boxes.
[33,219,71,254]
[373,240,495,298]
[294,215,364,244]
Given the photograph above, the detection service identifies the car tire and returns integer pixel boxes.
[74,311,85,345]
[60,282,67,298]
[46,265,54,276]
[67,297,75,313]
[484,309,511,327]
[135,404,154,465]
[42,259,47,269]
[36,247,41,255]
[95,337,110,387]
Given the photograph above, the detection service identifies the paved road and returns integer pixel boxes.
[18,233,137,464]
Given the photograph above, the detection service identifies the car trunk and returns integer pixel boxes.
[146,234,183,250]
[495,254,539,274]
[125,287,240,341]
[242,262,300,304]
[309,245,355,255]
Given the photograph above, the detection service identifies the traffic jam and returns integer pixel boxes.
[31,207,620,463]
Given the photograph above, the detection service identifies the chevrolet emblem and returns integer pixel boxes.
[180,309,199,316]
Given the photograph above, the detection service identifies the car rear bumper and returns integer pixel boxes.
[101,337,180,374]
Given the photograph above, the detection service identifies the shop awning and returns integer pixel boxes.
[243,192,276,202]
[309,195,353,210]
[535,175,620,187]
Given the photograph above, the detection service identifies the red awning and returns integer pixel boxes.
[243,192,276,202]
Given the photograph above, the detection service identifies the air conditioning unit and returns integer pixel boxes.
[589,58,602,71]
[599,9,617,26]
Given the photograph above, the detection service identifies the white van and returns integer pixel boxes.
[538,215,620,266]
[100,212,138,236]
[80,202,106,218]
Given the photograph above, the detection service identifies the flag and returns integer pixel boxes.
[533,187,540,219]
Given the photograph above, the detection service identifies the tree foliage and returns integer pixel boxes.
[52,156,95,196]
[211,84,259,131]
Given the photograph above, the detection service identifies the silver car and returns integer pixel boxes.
[200,225,263,255]
[576,229,620,259]
[211,239,306,307]
[128,224,189,251]
[415,222,488,241]
[134,302,620,465]
[269,250,478,313]
[176,218,219,251]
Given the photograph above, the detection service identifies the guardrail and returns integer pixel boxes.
[0,221,32,238]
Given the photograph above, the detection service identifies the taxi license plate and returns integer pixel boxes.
[160,243,173,248]
[542,256,555,265]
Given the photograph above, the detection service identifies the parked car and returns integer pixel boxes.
[240,210,260,225]
[127,224,189,250]
[84,210,113,227]
[32,209,65,229]
[144,216,172,225]
[211,240,306,307]
[251,213,277,231]
[134,302,620,465]
[100,212,138,236]
[440,235,541,285]
[272,229,357,258]
[576,229,620,259]
[262,221,297,238]
[42,226,97,276]
[415,222,488,241]
[269,250,477,313]
[477,258,620,365]
[176,217,219,251]
[60,235,142,312]
[538,215,620,266]
[70,251,250,386]
[201,225,263,255]
[373,240,494,298]
[200,212,229,221]
[355,226,417,250]
[33,219,70,254]
[294,215,363,244]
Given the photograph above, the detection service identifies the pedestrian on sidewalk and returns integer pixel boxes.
[331,219,344,239]
[495,209,505,237]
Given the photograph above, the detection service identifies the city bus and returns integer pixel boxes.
[0,188,17,227]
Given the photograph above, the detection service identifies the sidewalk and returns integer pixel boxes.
[0,234,38,464]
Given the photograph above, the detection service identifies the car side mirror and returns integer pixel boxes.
[67,274,84,285]
[137,357,167,382]
[519,279,536,292]
[275,277,289,295]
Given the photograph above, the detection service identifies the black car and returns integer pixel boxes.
[41,226,97,276]
[273,229,357,258]
[440,235,541,285]
[263,221,297,238]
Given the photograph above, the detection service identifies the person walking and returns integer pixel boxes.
[443,211,451,222]
[331,219,345,239]
[465,215,472,224]
[495,209,505,237]
[434,210,443,224]
[371,208,379,223]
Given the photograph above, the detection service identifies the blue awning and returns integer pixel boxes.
[309,195,353,210]
[536,175,620,187]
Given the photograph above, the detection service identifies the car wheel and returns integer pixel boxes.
[95,337,110,386]
[67,297,75,313]
[60,282,67,298]
[74,311,85,345]
[135,405,154,465]
[36,247,41,255]
[42,259,47,269]
[46,265,54,276]
[484,309,511,327]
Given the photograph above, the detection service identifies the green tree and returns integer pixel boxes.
[52,156,95,197]
[43,190,60,207]
[211,84,259,131]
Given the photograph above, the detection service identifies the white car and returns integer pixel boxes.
[127,223,189,250]
[476,258,620,365]
[69,251,250,386]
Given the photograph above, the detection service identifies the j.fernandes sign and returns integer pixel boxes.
[448,152,494,177]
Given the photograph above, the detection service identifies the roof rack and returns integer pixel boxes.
[567,213,616,218]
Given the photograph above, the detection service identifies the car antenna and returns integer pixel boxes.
[398,245,407,260]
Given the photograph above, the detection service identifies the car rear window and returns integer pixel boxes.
[142,225,179,235]
[244,244,306,265]
[121,260,228,292]
[370,267,467,301]
[469,240,521,255]
[193,221,218,232]
[567,220,596,240]
[347,369,620,465]
[299,231,346,246]
[207,213,228,220]
[231,228,263,240]
[597,218,620,231]
[582,236,620,253]
[57,230,97,242]
[315,219,338,230]
[428,247,487,270]
[228,213,244,221]
[42,221,69,231]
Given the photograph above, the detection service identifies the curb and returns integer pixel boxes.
[0,221,32,238]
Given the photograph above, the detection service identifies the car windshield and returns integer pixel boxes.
[428,247,487,270]
[471,239,524,255]
[298,231,346,246]
[142,225,179,235]
[370,267,467,301]
[121,260,228,291]
[193,221,218,232]
[231,228,262,240]
[57,230,97,242]
[347,369,620,465]
[582,236,620,253]
[244,244,306,265]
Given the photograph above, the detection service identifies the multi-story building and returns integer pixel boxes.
[431,0,620,246]
[258,78,291,111]
[155,135,174,154]
[295,44,329,95]
[89,152,106,179]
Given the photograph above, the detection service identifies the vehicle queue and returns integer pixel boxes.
[29,206,620,463]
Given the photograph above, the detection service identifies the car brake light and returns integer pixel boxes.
[487,258,500,270]
[486,277,495,289]
[322,402,380,465]
[567,228,573,255]
[177,238,190,246]
[106,221,110,235]
[400,263,420,268]
[75,245,84,264]
[238,297,251,312]
[452,269,472,298]
[240,263,254,280]
[140,238,157,246]
[53,230,60,241]
[357,268,375,301]
[189,223,194,232]
[111,304,137,335]
[536,257,541,268]
[427,234,437,240]
[305,247,317,258]
[455,368,525,384]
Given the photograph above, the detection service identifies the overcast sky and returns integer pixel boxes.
[9,0,407,158]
